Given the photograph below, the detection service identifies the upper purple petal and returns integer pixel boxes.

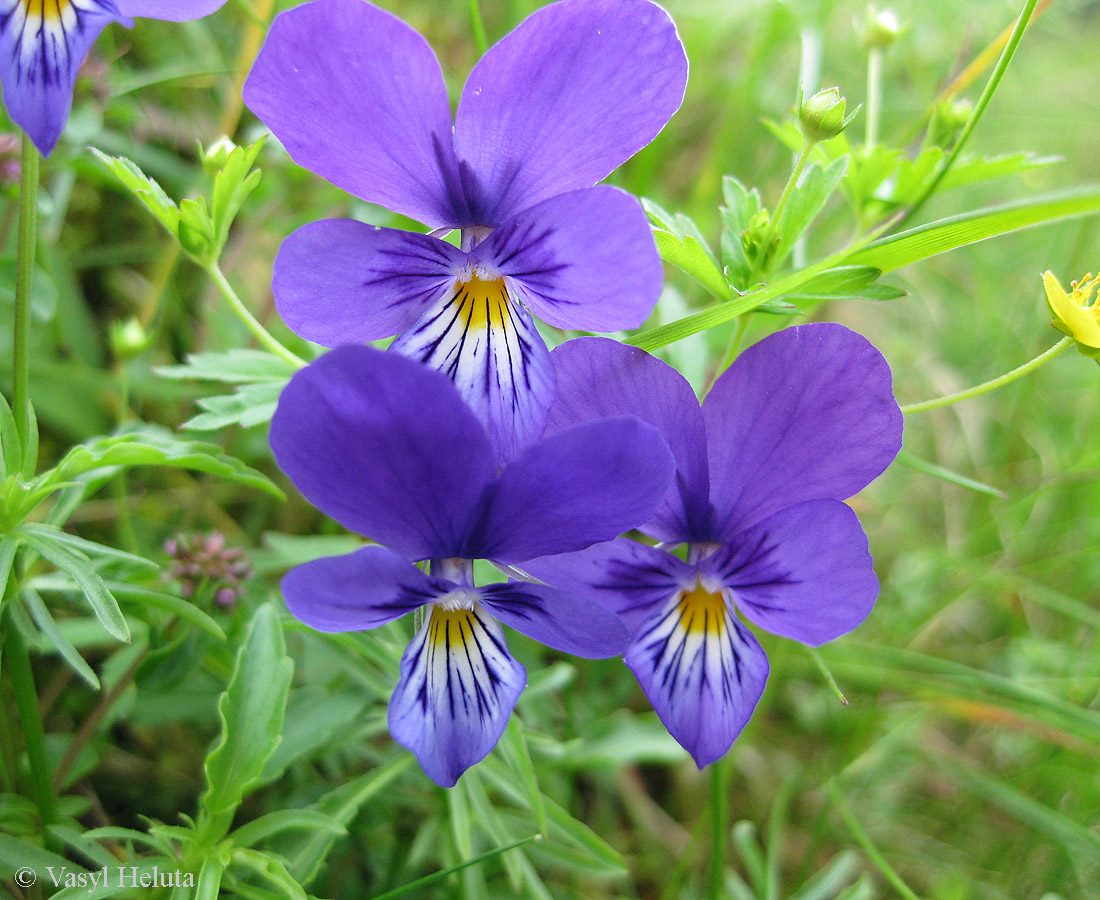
[269,346,494,561]
[546,338,709,542]
[478,187,662,332]
[243,0,466,228]
[115,0,225,19]
[389,603,525,787]
[470,417,676,564]
[273,219,461,345]
[703,499,878,646]
[480,581,630,657]
[283,546,445,632]
[1,0,124,156]
[521,537,692,634]
[453,0,687,224]
[703,323,903,541]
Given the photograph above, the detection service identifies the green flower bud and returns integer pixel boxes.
[928,97,972,148]
[858,5,900,51]
[798,87,860,144]
[110,316,150,359]
[201,136,239,177]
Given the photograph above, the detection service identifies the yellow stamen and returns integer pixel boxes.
[676,581,728,638]
[454,274,510,333]
[1043,270,1100,351]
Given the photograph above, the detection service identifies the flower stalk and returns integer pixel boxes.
[13,134,39,451]
[203,262,305,368]
[901,336,1072,414]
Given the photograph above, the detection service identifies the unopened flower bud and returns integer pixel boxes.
[1043,270,1100,363]
[201,136,239,177]
[798,87,859,144]
[165,531,253,609]
[110,316,150,359]
[858,5,900,51]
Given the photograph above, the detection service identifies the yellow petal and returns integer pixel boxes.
[1043,270,1100,349]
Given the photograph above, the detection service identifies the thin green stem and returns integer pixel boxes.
[13,134,40,451]
[468,0,489,55]
[865,48,882,147]
[3,609,57,833]
[897,0,1040,228]
[707,314,752,393]
[706,757,728,900]
[752,141,813,283]
[203,263,305,368]
[902,336,1072,414]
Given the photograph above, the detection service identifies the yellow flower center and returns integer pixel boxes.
[1043,270,1100,351]
[675,581,728,638]
[454,274,511,332]
[22,0,71,20]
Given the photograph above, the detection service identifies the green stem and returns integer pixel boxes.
[3,610,57,832]
[13,134,40,451]
[901,336,1072,414]
[865,48,882,147]
[752,140,813,282]
[897,0,1040,228]
[706,758,728,900]
[203,262,305,368]
[707,314,752,393]
[468,0,489,55]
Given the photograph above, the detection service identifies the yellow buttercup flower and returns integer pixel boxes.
[1043,270,1100,360]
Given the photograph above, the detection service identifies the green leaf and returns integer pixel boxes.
[155,348,296,384]
[368,836,540,900]
[181,381,285,432]
[230,848,307,900]
[194,857,224,900]
[0,534,20,603]
[90,148,181,237]
[22,587,101,689]
[936,151,1059,192]
[848,186,1100,272]
[19,529,130,642]
[47,858,177,900]
[0,831,85,879]
[178,196,216,262]
[0,391,21,480]
[51,427,283,500]
[106,583,226,641]
[21,523,158,570]
[896,451,1008,498]
[259,687,363,785]
[210,138,267,256]
[719,175,764,289]
[643,198,729,301]
[230,809,345,849]
[775,156,848,266]
[199,604,294,844]
[785,265,906,303]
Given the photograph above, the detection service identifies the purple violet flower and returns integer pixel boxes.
[522,324,904,767]
[270,345,675,786]
[244,0,688,463]
[0,0,227,157]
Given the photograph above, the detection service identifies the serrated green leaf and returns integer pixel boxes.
[849,186,1100,272]
[775,156,848,266]
[19,529,129,642]
[22,587,100,689]
[50,428,283,500]
[155,348,295,384]
[199,604,293,844]
[181,381,285,432]
[719,176,764,289]
[90,148,181,236]
[211,138,266,255]
[653,230,730,301]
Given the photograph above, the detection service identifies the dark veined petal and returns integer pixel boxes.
[546,337,710,543]
[273,219,461,345]
[243,0,466,229]
[480,580,629,658]
[625,583,769,768]
[0,0,125,156]
[389,602,526,788]
[269,347,495,561]
[454,0,687,225]
[478,187,662,332]
[389,272,556,464]
[704,499,879,646]
[115,0,224,19]
[521,537,692,634]
[282,546,446,633]
[703,323,903,540]
[471,417,676,565]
